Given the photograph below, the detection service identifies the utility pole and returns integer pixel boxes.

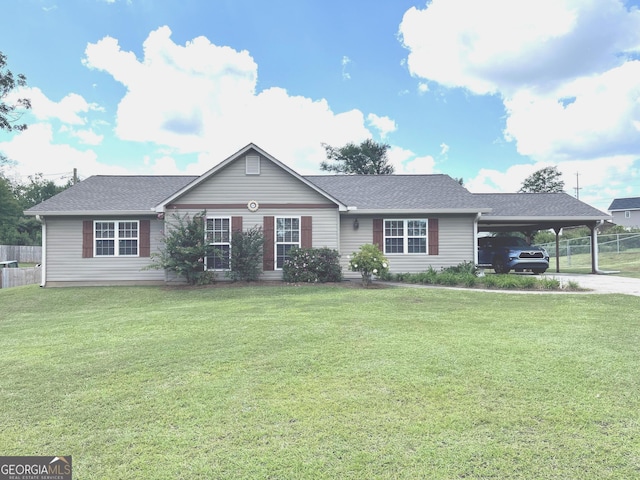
[73,168,78,185]
[574,172,581,200]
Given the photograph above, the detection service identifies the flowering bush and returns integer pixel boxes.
[349,244,390,286]
[282,247,342,283]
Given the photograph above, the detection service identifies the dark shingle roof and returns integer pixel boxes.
[475,193,609,217]
[26,175,198,214]
[608,197,640,211]
[305,174,484,211]
[25,171,610,228]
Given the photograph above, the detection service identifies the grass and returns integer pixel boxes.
[551,249,640,278]
[2,285,640,479]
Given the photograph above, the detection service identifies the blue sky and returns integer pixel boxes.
[2,0,640,211]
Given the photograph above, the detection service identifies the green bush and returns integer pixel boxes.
[147,212,215,286]
[435,272,460,286]
[227,226,264,282]
[441,261,478,276]
[538,277,561,290]
[482,275,499,289]
[282,247,342,283]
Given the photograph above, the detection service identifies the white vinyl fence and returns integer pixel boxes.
[0,245,42,263]
[0,266,42,289]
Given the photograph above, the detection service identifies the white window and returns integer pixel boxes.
[384,219,427,254]
[625,211,631,218]
[205,217,231,270]
[276,217,300,269]
[95,221,139,256]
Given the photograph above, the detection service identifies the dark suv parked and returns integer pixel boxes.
[477,236,549,274]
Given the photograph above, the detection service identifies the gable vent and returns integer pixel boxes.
[246,155,260,175]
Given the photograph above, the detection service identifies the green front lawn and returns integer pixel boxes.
[1,285,639,479]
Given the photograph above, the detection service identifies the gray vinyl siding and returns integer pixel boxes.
[176,152,334,205]
[44,216,164,285]
[170,208,340,281]
[169,152,340,280]
[611,210,640,228]
[339,214,476,278]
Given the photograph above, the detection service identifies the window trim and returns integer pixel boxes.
[93,220,140,257]
[205,216,232,271]
[275,216,301,270]
[383,219,428,255]
[625,210,631,218]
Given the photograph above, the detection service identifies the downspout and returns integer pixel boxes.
[592,220,605,274]
[553,227,562,273]
[473,212,481,266]
[35,215,46,287]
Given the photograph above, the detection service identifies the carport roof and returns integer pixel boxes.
[475,192,611,231]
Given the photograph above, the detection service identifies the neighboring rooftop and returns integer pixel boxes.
[608,197,640,211]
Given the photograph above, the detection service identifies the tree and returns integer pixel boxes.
[320,139,394,174]
[1,51,31,132]
[14,173,71,210]
[0,174,24,244]
[519,166,565,193]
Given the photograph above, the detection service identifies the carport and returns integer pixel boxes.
[473,193,612,273]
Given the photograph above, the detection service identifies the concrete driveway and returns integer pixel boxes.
[545,273,640,296]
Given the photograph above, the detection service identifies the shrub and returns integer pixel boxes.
[441,261,478,276]
[538,277,561,290]
[349,244,390,286]
[227,226,264,282]
[482,275,499,289]
[460,273,478,288]
[435,272,459,286]
[146,212,215,286]
[282,247,342,283]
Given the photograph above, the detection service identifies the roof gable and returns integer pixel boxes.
[157,143,347,211]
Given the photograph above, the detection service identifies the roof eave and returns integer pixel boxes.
[479,215,612,222]
[24,210,158,217]
[343,208,492,215]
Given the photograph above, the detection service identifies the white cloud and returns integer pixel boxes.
[400,0,640,96]
[366,113,397,139]
[439,143,449,156]
[465,156,640,211]
[0,123,107,182]
[504,61,640,160]
[81,26,379,174]
[10,87,100,125]
[399,0,640,208]
[388,146,436,174]
[342,56,352,80]
[70,128,104,146]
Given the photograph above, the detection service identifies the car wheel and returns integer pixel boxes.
[532,268,547,274]
[493,257,510,274]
